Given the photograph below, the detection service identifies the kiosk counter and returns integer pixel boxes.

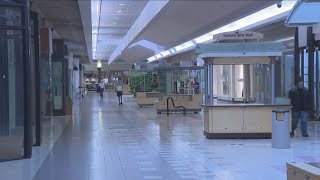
[203,104,291,139]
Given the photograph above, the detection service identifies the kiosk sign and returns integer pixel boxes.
[214,31,264,41]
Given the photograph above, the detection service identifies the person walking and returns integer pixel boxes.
[98,81,105,99]
[115,78,123,105]
[288,78,309,137]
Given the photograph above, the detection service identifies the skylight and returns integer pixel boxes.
[91,0,101,60]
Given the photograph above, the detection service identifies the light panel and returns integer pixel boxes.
[147,56,157,62]
[91,0,101,61]
[147,0,298,62]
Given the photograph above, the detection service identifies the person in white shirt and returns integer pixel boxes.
[98,81,105,99]
[115,78,123,105]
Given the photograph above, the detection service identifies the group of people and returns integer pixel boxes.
[97,78,124,105]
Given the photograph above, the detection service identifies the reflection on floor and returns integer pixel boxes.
[4,92,320,180]
[0,116,70,180]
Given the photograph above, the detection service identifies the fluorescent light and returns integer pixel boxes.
[91,0,101,59]
[174,41,194,51]
[119,3,125,6]
[275,36,294,42]
[155,54,162,59]
[160,50,171,57]
[146,1,298,62]
[208,1,297,36]
[147,56,157,62]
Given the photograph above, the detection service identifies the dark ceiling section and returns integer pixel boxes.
[30,0,88,62]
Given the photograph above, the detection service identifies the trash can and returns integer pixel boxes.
[272,110,290,149]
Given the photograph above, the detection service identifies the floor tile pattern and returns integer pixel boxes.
[17,93,320,180]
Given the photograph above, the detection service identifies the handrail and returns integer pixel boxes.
[166,97,186,116]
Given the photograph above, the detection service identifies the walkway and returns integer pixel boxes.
[33,92,320,180]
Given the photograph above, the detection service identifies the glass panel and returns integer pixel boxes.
[212,64,271,104]
[234,65,244,98]
[30,17,36,145]
[0,29,24,160]
[53,62,63,110]
[0,6,22,26]
[275,55,294,104]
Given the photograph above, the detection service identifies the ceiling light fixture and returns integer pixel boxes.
[147,0,298,62]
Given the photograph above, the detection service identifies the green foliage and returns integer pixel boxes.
[129,74,158,94]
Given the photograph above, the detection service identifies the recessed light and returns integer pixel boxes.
[119,3,125,6]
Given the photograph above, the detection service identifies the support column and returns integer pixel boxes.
[204,58,214,105]
[271,63,275,104]
[243,64,251,103]
[97,67,101,83]
[308,27,315,120]
[208,64,214,105]
[231,65,235,98]
[204,63,208,104]
[294,27,300,84]
[316,47,319,119]
[79,64,83,86]
[301,49,305,81]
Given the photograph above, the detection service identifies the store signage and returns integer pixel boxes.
[180,60,193,67]
[214,31,264,41]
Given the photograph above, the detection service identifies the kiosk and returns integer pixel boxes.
[154,66,203,114]
[197,32,291,139]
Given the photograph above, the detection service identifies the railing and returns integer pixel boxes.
[166,97,186,116]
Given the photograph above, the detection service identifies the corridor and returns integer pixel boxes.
[33,93,320,180]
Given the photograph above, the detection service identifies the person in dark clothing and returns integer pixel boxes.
[288,78,309,137]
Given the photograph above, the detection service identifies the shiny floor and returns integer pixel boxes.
[0,116,70,180]
[28,93,320,179]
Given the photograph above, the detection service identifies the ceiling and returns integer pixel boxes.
[30,0,289,67]
[93,0,148,62]
[30,0,88,63]
[106,0,279,64]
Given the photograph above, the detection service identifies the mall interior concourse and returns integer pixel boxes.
[1,0,320,180]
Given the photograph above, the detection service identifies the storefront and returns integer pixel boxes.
[0,0,33,160]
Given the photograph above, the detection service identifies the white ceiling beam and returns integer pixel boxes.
[108,0,169,64]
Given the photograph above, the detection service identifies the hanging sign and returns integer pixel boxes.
[214,31,264,41]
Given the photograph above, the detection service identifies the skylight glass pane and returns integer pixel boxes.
[286,2,320,26]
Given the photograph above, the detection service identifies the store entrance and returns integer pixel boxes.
[0,29,25,161]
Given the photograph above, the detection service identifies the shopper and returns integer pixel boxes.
[98,81,105,99]
[288,78,309,137]
[115,78,123,105]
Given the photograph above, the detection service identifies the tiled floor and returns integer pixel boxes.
[13,92,320,180]
[0,116,70,180]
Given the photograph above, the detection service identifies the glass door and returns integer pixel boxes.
[0,29,25,161]
[0,1,32,160]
